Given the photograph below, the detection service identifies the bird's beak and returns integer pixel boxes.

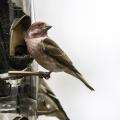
[44,25,52,31]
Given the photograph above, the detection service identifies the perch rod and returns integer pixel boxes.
[0,71,50,80]
[8,71,47,76]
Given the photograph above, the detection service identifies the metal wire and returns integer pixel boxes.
[32,0,36,22]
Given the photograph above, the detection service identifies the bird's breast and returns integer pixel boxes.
[26,38,42,56]
[26,38,63,71]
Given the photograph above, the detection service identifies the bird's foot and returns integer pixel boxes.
[43,71,52,79]
[39,71,52,80]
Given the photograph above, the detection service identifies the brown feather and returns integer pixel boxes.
[43,38,80,74]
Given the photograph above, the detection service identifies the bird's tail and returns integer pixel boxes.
[55,111,70,120]
[48,95,70,120]
[66,70,94,91]
[75,73,94,91]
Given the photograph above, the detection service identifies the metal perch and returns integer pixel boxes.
[8,71,51,79]
[0,71,51,80]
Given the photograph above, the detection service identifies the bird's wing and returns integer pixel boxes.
[43,38,80,73]
[43,37,60,48]
[38,79,70,120]
[43,38,72,63]
[39,79,55,97]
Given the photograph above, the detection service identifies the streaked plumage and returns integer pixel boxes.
[37,79,70,120]
[25,22,94,91]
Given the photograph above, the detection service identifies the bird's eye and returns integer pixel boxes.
[38,24,41,27]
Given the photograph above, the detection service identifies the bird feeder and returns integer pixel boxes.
[0,0,37,120]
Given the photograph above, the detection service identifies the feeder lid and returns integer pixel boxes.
[10,15,31,31]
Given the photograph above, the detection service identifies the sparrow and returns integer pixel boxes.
[37,79,70,120]
[25,22,94,91]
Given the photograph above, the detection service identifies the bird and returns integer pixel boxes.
[25,22,94,91]
[37,79,70,120]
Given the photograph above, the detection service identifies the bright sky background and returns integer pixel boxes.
[32,0,120,120]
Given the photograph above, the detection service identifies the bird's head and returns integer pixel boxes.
[27,22,52,38]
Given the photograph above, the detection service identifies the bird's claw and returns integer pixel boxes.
[43,72,51,79]
[39,71,51,80]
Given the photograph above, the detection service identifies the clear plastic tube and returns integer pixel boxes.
[0,0,37,120]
